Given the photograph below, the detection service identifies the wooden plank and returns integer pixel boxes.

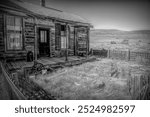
[55,23,61,51]
[69,56,80,61]
[14,62,20,69]
[42,58,57,65]
[9,62,15,70]
[37,58,54,65]
[23,62,34,68]
[6,63,12,70]
[50,58,65,63]
[18,61,24,68]
[36,59,47,65]
[11,62,19,70]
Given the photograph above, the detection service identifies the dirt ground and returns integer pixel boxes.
[31,58,149,100]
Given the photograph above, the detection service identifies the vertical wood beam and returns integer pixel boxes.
[65,23,68,61]
[49,28,51,58]
[74,27,78,56]
[4,14,7,53]
[86,27,90,57]
[34,23,37,60]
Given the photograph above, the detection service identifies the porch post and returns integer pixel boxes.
[34,17,38,61]
[86,27,90,57]
[65,23,68,61]
[34,24,37,60]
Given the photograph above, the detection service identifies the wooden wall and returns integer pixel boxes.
[0,13,4,59]
[0,12,90,60]
[23,17,35,56]
[68,26,75,56]
[55,23,61,51]
[50,24,55,57]
[75,27,89,56]
[23,17,56,58]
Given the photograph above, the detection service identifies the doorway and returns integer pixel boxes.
[38,28,50,57]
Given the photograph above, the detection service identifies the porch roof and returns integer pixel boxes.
[0,0,92,26]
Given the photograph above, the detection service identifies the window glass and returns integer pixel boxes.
[61,36,66,49]
[60,25,67,49]
[40,30,47,43]
[44,31,47,42]
[6,15,22,50]
[40,31,44,42]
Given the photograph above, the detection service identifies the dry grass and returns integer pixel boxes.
[30,59,148,100]
[90,30,150,52]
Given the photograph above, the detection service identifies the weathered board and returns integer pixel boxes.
[68,26,75,56]
[76,27,88,56]
[50,25,56,57]
[55,23,61,51]
[0,13,4,56]
[35,18,54,26]
[24,17,35,54]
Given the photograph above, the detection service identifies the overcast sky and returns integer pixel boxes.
[23,0,150,31]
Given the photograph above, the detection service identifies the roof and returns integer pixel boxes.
[0,0,91,26]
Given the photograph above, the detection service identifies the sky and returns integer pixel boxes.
[23,0,150,31]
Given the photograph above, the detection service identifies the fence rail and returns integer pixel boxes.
[92,49,150,64]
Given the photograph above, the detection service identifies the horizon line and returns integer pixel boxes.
[91,28,150,31]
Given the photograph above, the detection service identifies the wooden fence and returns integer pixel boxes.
[92,49,150,64]
[92,49,108,57]
[129,73,150,100]
[108,50,128,60]
[92,49,150,99]
[108,49,150,63]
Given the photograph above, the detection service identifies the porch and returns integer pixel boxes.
[1,56,96,100]
[4,56,96,73]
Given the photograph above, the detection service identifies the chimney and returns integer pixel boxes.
[40,0,45,7]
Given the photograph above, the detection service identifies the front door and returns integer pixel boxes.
[39,29,50,57]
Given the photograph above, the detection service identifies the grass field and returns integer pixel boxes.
[31,58,149,100]
[90,29,150,52]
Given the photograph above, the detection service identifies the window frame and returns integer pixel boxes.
[5,14,23,51]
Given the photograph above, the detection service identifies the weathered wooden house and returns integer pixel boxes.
[0,0,91,62]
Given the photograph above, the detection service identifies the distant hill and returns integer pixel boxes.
[90,29,150,35]
[129,30,150,34]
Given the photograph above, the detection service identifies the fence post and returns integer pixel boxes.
[126,49,130,61]
[107,49,110,58]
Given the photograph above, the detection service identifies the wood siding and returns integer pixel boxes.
[68,26,75,56]
[75,27,88,56]
[55,23,61,51]
[0,13,4,58]
[24,17,35,56]
[50,25,55,57]
[0,13,90,60]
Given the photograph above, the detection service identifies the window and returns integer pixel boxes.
[61,30,68,49]
[61,25,68,49]
[61,36,66,49]
[6,15,22,50]
[40,30,47,43]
